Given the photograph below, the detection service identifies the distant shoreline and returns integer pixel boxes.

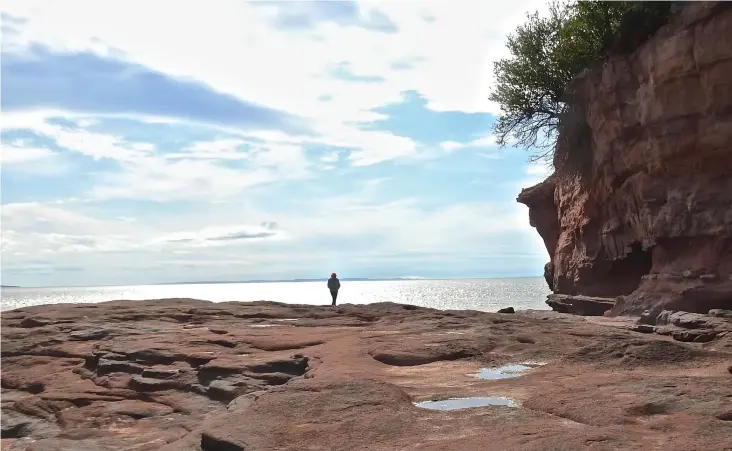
[0,276,544,290]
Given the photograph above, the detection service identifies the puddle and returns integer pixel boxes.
[415,397,516,410]
[471,362,544,380]
[249,324,283,328]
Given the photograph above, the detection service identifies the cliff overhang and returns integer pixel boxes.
[519,2,732,317]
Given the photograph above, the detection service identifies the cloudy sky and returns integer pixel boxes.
[1,0,552,287]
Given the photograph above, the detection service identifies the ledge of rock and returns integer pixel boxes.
[635,308,732,343]
[546,294,616,316]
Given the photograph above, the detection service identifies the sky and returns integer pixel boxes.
[1,0,553,287]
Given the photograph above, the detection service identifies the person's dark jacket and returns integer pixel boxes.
[327,277,340,291]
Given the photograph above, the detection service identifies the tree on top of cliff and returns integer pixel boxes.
[490,1,675,164]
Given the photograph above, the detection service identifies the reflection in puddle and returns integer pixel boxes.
[415,397,517,410]
[250,324,282,328]
[471,363,543,380]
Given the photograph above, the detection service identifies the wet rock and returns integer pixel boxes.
[497,307,515,314]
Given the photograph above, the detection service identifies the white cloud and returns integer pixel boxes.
[2,115,316,201]
[440,134,498,152]
[154,222,288,248]
[168,139,250,161]
[1,145,56,164]
[53,128,153,161]
[2,115,152,162]
[2,0,548,167]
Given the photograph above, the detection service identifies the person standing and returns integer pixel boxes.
[327,273,341,306]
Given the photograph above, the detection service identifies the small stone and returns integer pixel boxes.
[497,307,515,314]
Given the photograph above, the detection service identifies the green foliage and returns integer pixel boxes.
[490,1,675,163]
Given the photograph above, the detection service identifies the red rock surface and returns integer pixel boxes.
[518,2,732,316]
[2,299,732,450]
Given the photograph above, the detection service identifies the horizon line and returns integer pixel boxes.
[1,274,544,290]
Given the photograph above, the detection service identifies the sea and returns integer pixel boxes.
[0,278,551,313]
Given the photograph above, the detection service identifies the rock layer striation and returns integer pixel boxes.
[518,2,732,316]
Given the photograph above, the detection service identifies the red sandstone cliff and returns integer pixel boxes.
[518,2,732,316]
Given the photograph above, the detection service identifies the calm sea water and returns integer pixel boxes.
[0,278,551,312]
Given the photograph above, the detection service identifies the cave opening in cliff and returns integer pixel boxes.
[605,243,653,296]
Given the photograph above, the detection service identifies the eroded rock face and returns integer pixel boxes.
[518,2,732,315]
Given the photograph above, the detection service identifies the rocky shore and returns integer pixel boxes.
[2,299,731,450]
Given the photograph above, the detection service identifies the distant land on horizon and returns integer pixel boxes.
[158,275,543,285]
[1,275,545,289]
[157,277,425,285]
